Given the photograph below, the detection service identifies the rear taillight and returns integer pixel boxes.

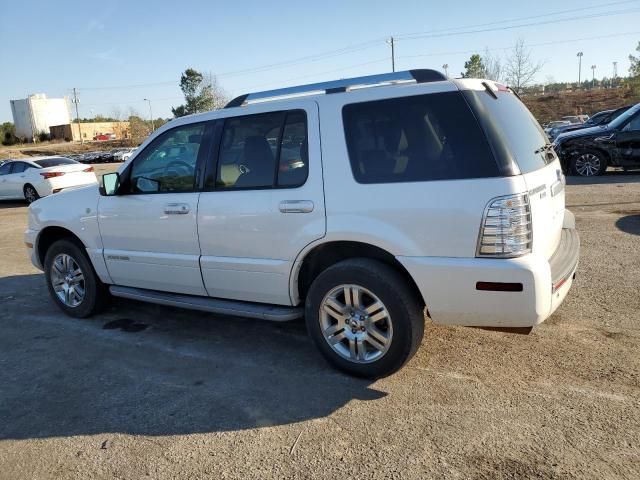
[83,167,94,172]
[40,171,65,179]
[477,193,532,258]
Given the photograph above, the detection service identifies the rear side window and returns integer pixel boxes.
[213,109,308,189]
[0,163,12,175]
[11,162,28,173]
[464,90,552,174]
[342,92,499,184]
[34,158,76,168]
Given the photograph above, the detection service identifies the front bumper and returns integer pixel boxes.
[397,216,580,328]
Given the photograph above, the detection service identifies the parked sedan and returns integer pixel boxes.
[554,103,640,176]
[113,147,136,162]
[0,157,97,204]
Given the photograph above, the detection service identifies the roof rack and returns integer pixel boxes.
[224,69,447,108]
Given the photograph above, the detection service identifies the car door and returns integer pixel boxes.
[7,162,31,198]
[0,162,29,199]
[0,162,14,198]
[197,103,325,305]
[615,113,640,166]
[98,121,213,295]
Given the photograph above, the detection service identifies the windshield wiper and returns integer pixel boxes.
[534,143,554,154]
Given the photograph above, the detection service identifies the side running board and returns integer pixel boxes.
[109,286,303,322]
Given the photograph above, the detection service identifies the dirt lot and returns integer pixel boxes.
[0,167,638,479]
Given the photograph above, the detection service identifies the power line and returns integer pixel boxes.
[76,1,640,91]
[395,7,640,41]
[399,30,640,60]
[394,0,639,38]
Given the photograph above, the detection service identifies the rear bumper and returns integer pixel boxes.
[398,214,580,328]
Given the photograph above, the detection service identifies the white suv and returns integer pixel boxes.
[25,70,579,377]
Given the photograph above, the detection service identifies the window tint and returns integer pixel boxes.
[0,163,11,175]
[464,90,552,174]
[278,111,308,187]
[11,162,28,173]
[129,123,205,193]
[34,158,76,168]
[343,92,499,184]
[213,110,308,190]
[624,114,640,131]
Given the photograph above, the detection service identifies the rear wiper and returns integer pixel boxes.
[534,143,554,154]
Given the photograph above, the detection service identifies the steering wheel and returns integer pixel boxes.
[163,160,192,178]
[239,164,251,175]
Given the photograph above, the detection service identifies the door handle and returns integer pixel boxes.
[164,203,190,215]
[279,200,314,213]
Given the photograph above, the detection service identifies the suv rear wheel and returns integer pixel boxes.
[571,150,607,176]
[305,258,424,378]
[44,239,108,318]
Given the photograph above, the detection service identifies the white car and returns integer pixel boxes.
[0,157,97,204]
[113,148,136,162]
[25,70,579,377]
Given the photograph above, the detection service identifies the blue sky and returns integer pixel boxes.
[1,0,639,122]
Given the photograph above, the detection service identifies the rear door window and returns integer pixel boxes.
[342,92,499,184]
[212,109,308,189]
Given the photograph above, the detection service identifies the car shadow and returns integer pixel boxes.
[0,274,384,441]
[615,214,640,236]
[565,170,640,186]
[0,199,26,209]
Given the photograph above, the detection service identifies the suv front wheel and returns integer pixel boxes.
[305,258,425,378]
[44,239,108,318]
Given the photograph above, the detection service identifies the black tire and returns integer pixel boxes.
[305,258,425,378]
[44,239,109,318]
[570,149,607,177]
[23,184,40,204]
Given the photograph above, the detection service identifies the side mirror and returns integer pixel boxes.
[100,172,120,196]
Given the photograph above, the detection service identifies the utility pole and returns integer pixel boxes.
[442,64,449,77]
[576,52,583,87]
[72,88,83,144]
[591,65,597,89]
[144,98,154,132]
[613,61,618,79]
[386,36,395,72]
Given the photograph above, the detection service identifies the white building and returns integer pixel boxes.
[10,94,72,142]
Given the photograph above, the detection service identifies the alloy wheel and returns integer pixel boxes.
[25,186,38,203]
[319,284,393,364]
[574,153,602,176]
[50,253,85,307]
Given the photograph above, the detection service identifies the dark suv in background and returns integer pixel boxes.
[554,103,640,176]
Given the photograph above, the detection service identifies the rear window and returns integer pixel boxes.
[464,90,552,174]
[34,158,77,168]
[342,92,499,184]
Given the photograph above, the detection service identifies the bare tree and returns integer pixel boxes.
[483,48,503,82]
[111,106,123,121]
[504,39,544,92]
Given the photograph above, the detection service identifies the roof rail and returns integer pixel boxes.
[224,69,447,108]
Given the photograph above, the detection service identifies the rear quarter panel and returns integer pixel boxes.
[316,83,528,258]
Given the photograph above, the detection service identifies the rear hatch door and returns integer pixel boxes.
[460,81,564,258]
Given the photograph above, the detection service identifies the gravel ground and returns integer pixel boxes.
[0,166,638,479]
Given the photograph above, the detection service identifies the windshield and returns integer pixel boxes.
[608,104,640,129]
[465,89,554,174]
[34,158,77,168]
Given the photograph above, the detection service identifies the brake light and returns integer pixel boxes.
[83,166,94,172]
[40,171,65,179]
[476,193,532,258]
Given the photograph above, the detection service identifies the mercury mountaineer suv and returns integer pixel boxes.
[25,70,580,378]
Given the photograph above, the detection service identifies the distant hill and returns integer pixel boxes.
[521,85,640,124]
